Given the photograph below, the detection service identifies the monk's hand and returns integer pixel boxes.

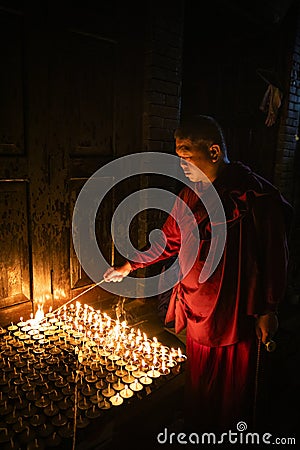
[103,261,132,283]
[255,312,278,344]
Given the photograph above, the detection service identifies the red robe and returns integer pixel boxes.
[130,161,292,430]
[130,161,291,346]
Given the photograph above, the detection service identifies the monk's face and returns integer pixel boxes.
[175,138,218,182]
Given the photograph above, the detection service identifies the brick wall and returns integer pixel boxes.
[136,1,184,277]
[274,2,300,299]
[143,1,184,154]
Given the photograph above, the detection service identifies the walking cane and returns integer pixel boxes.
[253,337,276,428]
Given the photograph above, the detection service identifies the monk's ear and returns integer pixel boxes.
[209,144,221,163]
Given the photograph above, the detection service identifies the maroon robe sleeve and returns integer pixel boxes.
[126,162,293,346]
[129,195,182,271]
[250,193,290,314]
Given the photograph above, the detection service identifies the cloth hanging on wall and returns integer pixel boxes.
[259,83,283,127]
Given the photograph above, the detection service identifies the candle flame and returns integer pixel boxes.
[34,304,45,322]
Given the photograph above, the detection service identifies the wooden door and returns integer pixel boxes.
[0,7,31,309]
[0,3,144,315]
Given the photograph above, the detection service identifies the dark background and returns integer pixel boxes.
[0,1,299,448]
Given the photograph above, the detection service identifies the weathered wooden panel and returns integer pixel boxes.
[69,177,115,289]
[46,27,119,303]
[0,2,154,315]
[0,10,24,155]
[54,30,117,157]
[0,182,31,307]
[24,14,53,310]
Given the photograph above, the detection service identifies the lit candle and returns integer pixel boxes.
[110,393,123,406]
[130,379,143,392]
[140,359,149,371]
[160,346,168,360]
[125,362,137,372]
[151,336,161,349]
[159,360,170,375]
[120,384,133,399]
[147,365,160,379]
[152,355,160,368]
[166,353,176,368]
[46,307,55,320]
[140,375,153,385]
[17,317,26,328]
[176,347,187,363]
[8,322,18,332]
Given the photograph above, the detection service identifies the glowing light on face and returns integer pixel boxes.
[176,138,214,183]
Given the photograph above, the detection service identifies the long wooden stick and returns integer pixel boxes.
[51,279,106,315]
